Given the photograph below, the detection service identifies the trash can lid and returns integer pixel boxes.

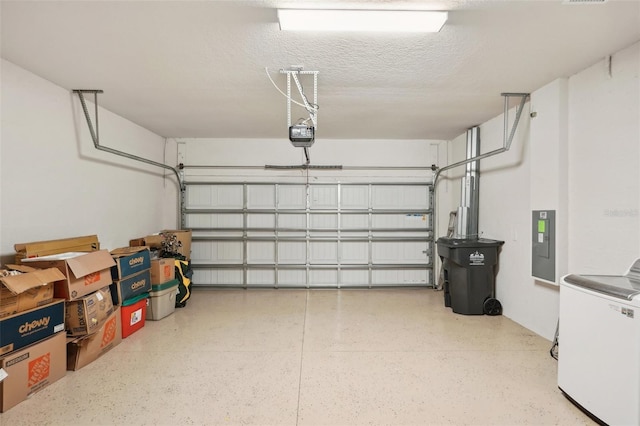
[436,237,505,248]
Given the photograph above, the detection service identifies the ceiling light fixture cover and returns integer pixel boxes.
[277,9,448,32]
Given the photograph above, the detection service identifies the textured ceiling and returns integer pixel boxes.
[1,0,639,140]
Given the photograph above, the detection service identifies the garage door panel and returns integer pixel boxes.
[310,185,338,209]
[372,269,429,286]
[247,241,275,263]
[185,181,433,288]
[341,214,368,229]
[247,185,275,209]
[278,269,306,286]
[247,269,276,286]
[310,214,338,229]
[371,185,429,209]
[279,213,305,229]
[278,185,306,209]
[186,184,243,209]
[194,268,243,286]
[372,214,428,229]
[193,240,243,264]
[341,270,369,286]
[341,242,368,264]
[278,242,306,264]
[341,185,369,209]
[372,241,427,264]
[247,213,275,229]
[309,242,338,264]
[309,269,338,287]
[186,213,243,229]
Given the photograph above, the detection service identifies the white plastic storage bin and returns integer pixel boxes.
[146,279,179,321]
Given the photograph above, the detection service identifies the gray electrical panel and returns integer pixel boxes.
[532,210,556,283]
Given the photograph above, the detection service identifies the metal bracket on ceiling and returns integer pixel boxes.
[279,68,318,128]
[72,89,184,191]
[433,92,530,183]
[500,92,530,151]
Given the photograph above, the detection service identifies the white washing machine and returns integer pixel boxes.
[558,259,640,425]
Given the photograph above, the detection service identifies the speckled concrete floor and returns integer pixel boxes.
[1,289,593,425]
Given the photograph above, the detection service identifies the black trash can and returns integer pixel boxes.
[437,237,504,315]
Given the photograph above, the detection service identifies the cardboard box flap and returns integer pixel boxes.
[65,250,115,278]
[0,267,66,295]
[144,235,164,248]
[4,264,37,273]
[110,246,149,258]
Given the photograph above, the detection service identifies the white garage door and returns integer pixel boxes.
[183,181,434,288]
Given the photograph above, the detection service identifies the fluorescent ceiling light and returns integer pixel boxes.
[277,9,448,33]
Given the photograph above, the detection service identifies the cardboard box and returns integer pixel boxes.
[130,229,192,260]
[110,269,151,306]
[110,247,151,280]
[14,235,99,262]
[150,258,175,284]
[0,265,65,318]
[65,287,114,336]
[0,331,67,412]
[0,299,65,356]
[66,307,121,371]
[21,250,116,301]
[146,279,179,321]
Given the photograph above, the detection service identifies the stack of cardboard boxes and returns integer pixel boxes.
[147,257,178,320]
[130,229,192,311]
[0,265,67,412]
[109,247,151,338]
[0,232,191,412]
[20,248,121,371]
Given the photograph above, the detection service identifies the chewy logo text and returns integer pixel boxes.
[129,257,144,266]
[19,317,50,333]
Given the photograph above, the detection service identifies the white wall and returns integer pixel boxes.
[568,44,640,273]
[0,59,178,259]
[445,41,640,340]
[176,138,446,182]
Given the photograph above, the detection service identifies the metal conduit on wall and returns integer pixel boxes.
[74,90,185,228]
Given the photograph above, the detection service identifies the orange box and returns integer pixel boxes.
[120,294,148,338]
[150,258,175,285]
[21,250,116,300]
[0,331,67,412]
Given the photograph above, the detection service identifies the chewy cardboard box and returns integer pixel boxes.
[14,235,99,262]
[0,331,67,412]
[67,306,121,371]
[150,258,175,285]
[65,287,114,336]
[110,269,151,306]
[0,265,65,318]
[0,299,65,356]
[110,247,151,281]
[21,250,116,301]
